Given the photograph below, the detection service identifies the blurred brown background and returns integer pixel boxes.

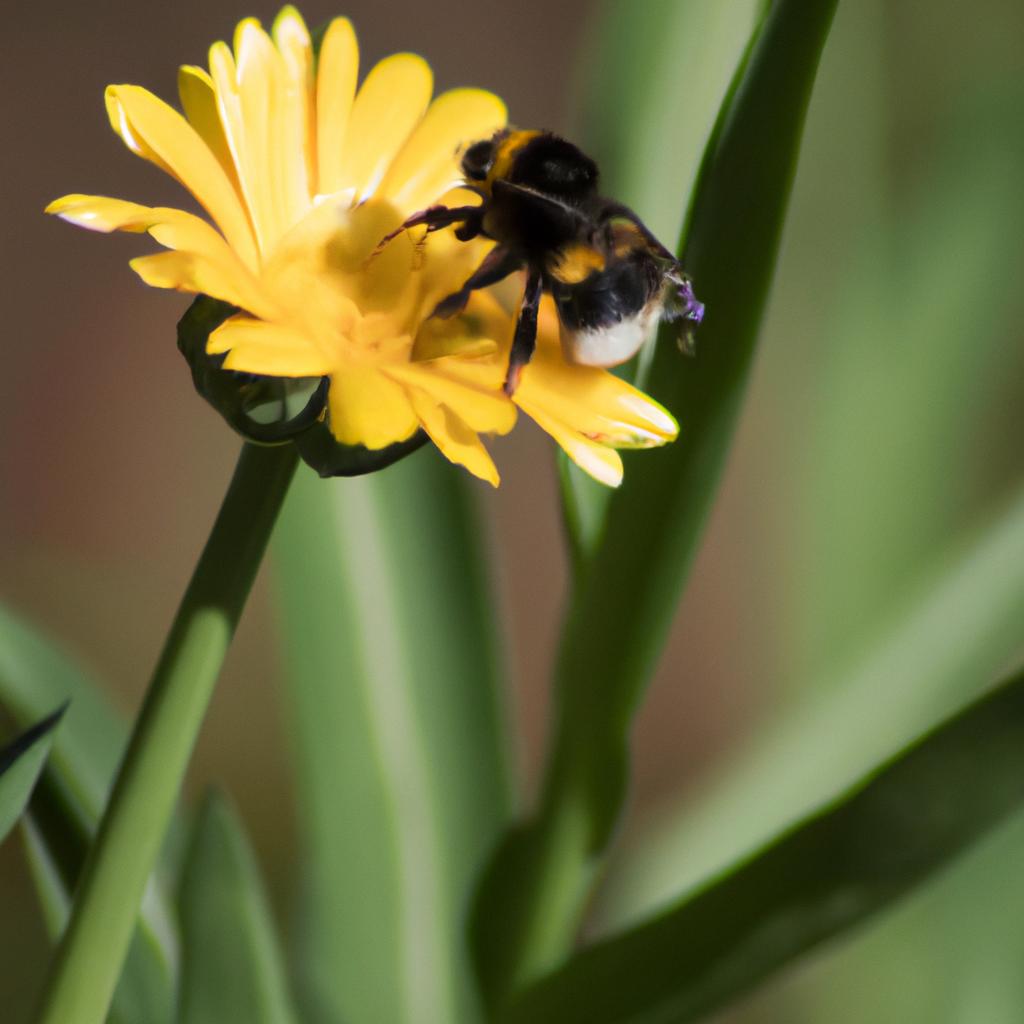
[3,0,1024,1020]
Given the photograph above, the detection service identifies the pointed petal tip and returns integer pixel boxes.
[619,392,678,439]
[232,16,265,55]
[272,5,309,40]
[435,86,507,123]
[44,194,131,231]
[44,195,76,216]
[585,454,623,488]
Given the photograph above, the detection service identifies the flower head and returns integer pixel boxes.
[47,7,677,486]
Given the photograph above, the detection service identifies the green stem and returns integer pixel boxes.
[33,442,298,1024]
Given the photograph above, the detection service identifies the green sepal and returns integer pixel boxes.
[176,296,327,445]
[177,295,431,477]
[294,421,429,478]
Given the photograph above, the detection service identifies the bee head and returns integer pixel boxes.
[460,137,499,182]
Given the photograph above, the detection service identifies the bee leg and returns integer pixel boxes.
[372,203,482,255]
[503,268,543,396]
[431,245,523,319]
[454,208,484,241]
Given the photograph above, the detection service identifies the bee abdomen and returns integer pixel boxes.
[552,256,665,368]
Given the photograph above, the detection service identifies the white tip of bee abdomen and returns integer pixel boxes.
[559,304,660,368]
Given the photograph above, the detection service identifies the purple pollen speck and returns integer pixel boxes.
[678,280,705,324]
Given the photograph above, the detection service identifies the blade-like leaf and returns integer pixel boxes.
[472,0,839,1005]
[0,707,64,842]
[560,0,840,847]
[0,604,178,1023]
[272,452,512,1024]
[177,789,297,1024]
[0,603,131,828]
[578,0,762,242]
[561,0,762,562]
[507,661,1024,1024]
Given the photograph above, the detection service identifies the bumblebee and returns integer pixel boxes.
[377,129,704,394]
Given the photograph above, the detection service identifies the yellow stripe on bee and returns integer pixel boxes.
[487,129,542,186]
[549,242,606,284]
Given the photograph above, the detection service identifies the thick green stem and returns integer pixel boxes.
[33,442,298,1024]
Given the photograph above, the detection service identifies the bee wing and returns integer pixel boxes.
[491,179,588,237]
[596,199,680,263]
[491,178,580,214]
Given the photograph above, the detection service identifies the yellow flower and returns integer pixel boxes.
[46,6,677,487]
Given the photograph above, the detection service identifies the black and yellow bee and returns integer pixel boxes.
[378,128,704,394]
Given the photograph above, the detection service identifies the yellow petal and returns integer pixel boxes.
[408,231,507,332]
[127,251,256,313]
[315,17,359,197]
[516,305,679,448]
[271,6,315,224]
[335,53,433,201]
[408,389,500,487]
[105,84,259,270]
[239,19,293,249]
[208,316,332,376]
[412,287,512,361]
[177,65,241,193]
[378,88,507,213]
[520,399,624,487]
[46,193,156,232]
[326,366,419,449]
[387,358,516,436]
[47,194,275,318]
[207,22,288,255]
[518,362,678,448]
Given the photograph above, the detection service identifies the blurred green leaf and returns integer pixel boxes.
[272,452,511,1024]
[0,604,178,1024]
[22,814,70,936]
[602,484,1024,924]
[0,707,63,842]
[177,790,297,1024]
[786,84,1024,690]
[0,603,131,829]
[787,814,1024,1024]
[472,0,838,1006]
[507,660,1024,1024]
[760,54,1024,1024]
